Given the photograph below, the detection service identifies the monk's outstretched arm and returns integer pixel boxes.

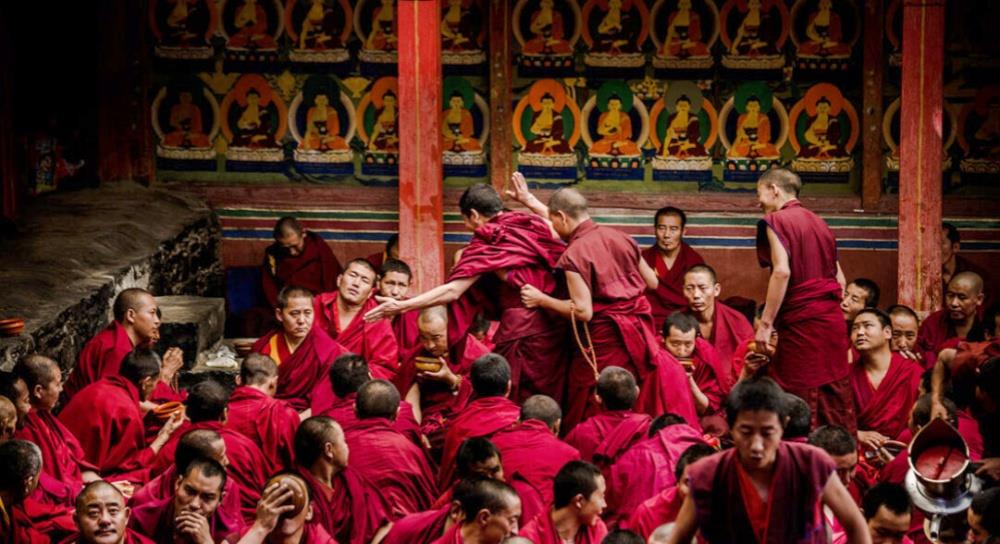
[365,276,478,321]
[506,172,561,238]
[639,257,659,289]
[520,271,593,322]
[666,493,698,544]
[821,474,872,543]
[835,261,847,291]
[756,227,790,352]
[929,348,956,420]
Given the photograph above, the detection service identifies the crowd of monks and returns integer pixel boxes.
[1,167,999,544]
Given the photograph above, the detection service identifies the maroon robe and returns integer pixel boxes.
[298,467,391,544]
[14,410,97,493]
[129,494,240,543]
[59,529,156,544]
[849,353,922,440]
[261,231,341,308]
[642,242,706,331]
[313,292,400,381]
[519,511,609,544]
[490,419,581,506]
[129,465,244,539]
[446,211,568,403]
[700,301,755,385]
[687,442,835,543]
[564,410,651,465]
[382,506,451,544]
[917,309,985,370]
[621,485,684,540]
[437,396,520,489]
[10,497,75,544]
[227,385,300,470]
[691,337,729,412]
[605,423,706,526]
[251,327,346,411]
[393,310,421,354]
[63,321,133,400]
[431,525,464,544]
[316,391,422,446]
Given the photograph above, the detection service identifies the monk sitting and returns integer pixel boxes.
[70,481,155,544]
[382,477,478,544]
[683,264,753,386]
[666,377,869,544]
[917,271,986,368]
[564,366,650,466]
[252,285,346,412]
[807,425,867,509]
[849,309,922,449]
[313,258,399,386]
[860,483,911,544]
[642,206,706,330]
[519,460,608,543]
[887,304,922,363]
[662,312,729,432]
[59,348,185,480]
[227,354,301,471]
[0,397,14,441]
[261,217,341,311]
[235,473,337,544]
[343,379,437,518]
[968,488,1000,543]
[377,258,420,353]
[0,440,58,543]
[841,278,880,326]
[438,354,521,489]
[367,233,400,270]
[129,458,233,543]
[431,478,521,544]
[878,394,964,485]
[292,416,392,543]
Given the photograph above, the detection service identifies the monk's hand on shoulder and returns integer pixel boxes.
[858,430,889,452]
[256,481,295,532]
[506,171,532,203]
[365,296,401,322]
[175,511,213,544]
[520,283,544,309]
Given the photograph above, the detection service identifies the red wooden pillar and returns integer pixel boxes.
[397,0,444,293]
[489,0,513,194]
[898,0,945,312]
[861,0,884,211]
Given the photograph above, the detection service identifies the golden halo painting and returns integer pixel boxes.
[788,83,858,173]
[513,79,582,169]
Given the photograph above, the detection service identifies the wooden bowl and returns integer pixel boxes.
[0,318,24,337]
[269,475,308,519]
[232,338,257,357]
[414,356,443,373]
[152,401,185,422]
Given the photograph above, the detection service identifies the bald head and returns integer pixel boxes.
[240,353,278,386]
[113,288,154,322]
[418,305,449,328]
[596,366,638,410]
[356,379,400,421]
[520,395,561,432]
[950,271,984,295]
[294,416,346,469]
[548,188,589,220]
[177,429,227,472]
[75,480,124,512]
[0,396,15,441]
[14,354,59,391]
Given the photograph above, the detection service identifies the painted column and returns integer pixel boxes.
[489,0,512,194]
[861,0,884,211]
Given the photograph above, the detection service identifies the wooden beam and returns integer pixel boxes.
[397,0,444,293]
[861,0,884,211]
[489,0,512,195]
[898,0,945,312]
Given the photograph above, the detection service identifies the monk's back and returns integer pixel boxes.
[559,220,646,308]
[757,201,838,289]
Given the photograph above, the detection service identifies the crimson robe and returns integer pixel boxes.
[437,396,520,489]
[58,529,156,544]
[10,497,75,544]
[564,410,651,465]
[261,231,341,308]
[227,385,300,470]
[490,419,581,506]
[14,410,97,493]
[519,511,609,544]
[298,467,391,544]
[605,423,706,526]
[316,391,422,446]
[252,327,346,411]
[313,292,400,380]
[850,353,922,440]
[63,321,133,400]
[431,525,463,544]
[129,465,244,539]
[700,301,754,385]
[642,242,706,331]
[31,473,74,508]
[687,442,835,543]
[691,337,729,413]
[446,211,569,403]
[393,310,421,354]
[382,506,451,544]
[917,309,985,369]
[621,485,683,540]
[129,494,240,543]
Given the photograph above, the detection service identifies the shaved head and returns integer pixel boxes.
[240,353,278,386]
[14,354,59,390]
[75,480,124,512]
[177,429,227,471]
[548,188,589,220]
[520,395,561,430]
[356,379,400,421]
[418,305,449,327]
[113,288,154,322]
[950,271,984,295]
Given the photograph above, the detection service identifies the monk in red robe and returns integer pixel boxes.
[366,233,399,271]
[666,377,868,544]
[261,216,341,310]
[252,285,347,411]
[510,180,698,431]
[0,439,70,544]
[376,258,421,353]
[519,461,608,544]
[227,354,301,471]
[0,397,14,441]
[14,355,99,493]
[293,416,392,544]
[849,309,922,448]
[365,181,569,405]
[129,458,237,543]
[641,206,706,331]
[752,168,853,433]
[683,264,754,384]
[383,478,486,544]
[491,395,580,509]
[342,380,437,518]
[59,349,184,480]
[233,473,337,544]
[807,425,871,509]
[564,366,650,465]
[68,481,156,544]
[887,304,923,364]
[313,258,399,385]
[662,312,729,433]
[430,478,521,544]
[620,444,715,540]
[438,354,521,489]
[918,271,986,368]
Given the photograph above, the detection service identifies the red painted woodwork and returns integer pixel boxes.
[898,0,945,312]
[861,0,884,211]
[489,0,513,195]
[397,0,445,293]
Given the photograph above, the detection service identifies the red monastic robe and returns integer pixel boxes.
[437,396,521,489]
[58,529,156,544]
[917,310,985,370]
[261,231,341,308]
[298,467,391,544]
[10,497,75,544]
[63,321,133,399]
[642,242,705,331]
[849,353,922,440]
[129,494,240,543]
[129,465,244,539]
[564,410,652,465]
[313,292,400,380]
[490,419,581,506]
[691,337,730,412]
[316,391,421,446]
[519,511,609,544]
[621,485,684,540]
[701,301,755,385]
[393,310,421,354]
[14,410,97,493]
[382,506,451,544]
[251,327,346,411]
[227,385,300,470]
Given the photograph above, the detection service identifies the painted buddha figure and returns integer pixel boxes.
[368,91,399,151]
[164,91,211,148]
[730,96,779,159]
[443,92,481,153]
[234,89,277,148]
[799,97,845,159]
[366,0,398,51]
[299,0,341,50]
[165,0,200,46]
[729,0,776,56]
[593,0,633,54]
[524,0,573,55]
[524,93,572,154]
[971,98,1000,158]
[230,0,277,49]
[441,0,475,51]
[661,0,710,59]
[591,94,640,156]
[662,95,706,158]
[799,0,850,57]
[303,93,347,151]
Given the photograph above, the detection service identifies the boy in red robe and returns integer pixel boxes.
[129,458,236,543]
[683,264,754,384]
[383,478,479,544]
[261,216,341,310]
[918,271,986,368]
[860,483,912,544]
[662,312,730,432]
[431,478,521,544]
[564,366,650,465]
[342,380,437,518]
[227,354,301,471]
[233,473,337,544]
[70,481,155,544]
[377,258,421,353]
[753,168,853,433]
[252,286,346,411]
[849,309,922,449]
[519,460,608,544]
[641,206,706,331]
[666,377,869,544]
[313,258,399,385]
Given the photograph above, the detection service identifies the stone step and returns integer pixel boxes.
[156,295,225,370]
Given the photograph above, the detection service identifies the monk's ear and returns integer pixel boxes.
[594,393,604,406]
[122,506,132,524]
[304,503,314,522]
[221,406,229,425]
[234,375,243,387]
[552,419,562,436]
[504,380,512,399]
[476,508,491,527]
[125,307,137,325]
[274,307,284,324]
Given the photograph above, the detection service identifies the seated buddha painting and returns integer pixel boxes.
[648,81,718,180]
[290,75,355,174]
[149,0,219,60]
[649,0,719,71]
[285,0,353,65]
[719,81,788,180]
[152,79,220,166]
[581,80,648,179]
[512,79,582,179]
[221,74,287,165]
[958,85,1000,175]
[788,83,858,175]
[581,0,649,70]
[441,0,487,67]
[514,0,582,75]
[719,0,789,71]
[357,77,401,175]
[790,0,859,71]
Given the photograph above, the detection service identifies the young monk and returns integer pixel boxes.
[0,440,50,543]
[382,477,480,544]
[367,233,400,270]
[312,258,399,385]
[667,377,870,544]
[917,271,986,368]
[753,168,853,433]
[431,478,521,544]
[807,426,867,506]
[519,460,608,544]
[642,206,706,330]
[70,481,155,544]
[377,258,420,352]
[261,216,341,310]
[886,304,921,363]
[861,483,911,544]
[683,264,753,384]
[227,354,301,471]
[236,473,338,544]
[129,458,234,543]
[252,285,346,411]
[564,366,650,466]
[662,312,729,432]
[841,278,880,324]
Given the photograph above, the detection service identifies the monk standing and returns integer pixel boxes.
[641,206,706,330]
[683,264,754,383]
[519,461,608,544]
[227,354,301,471]
[70,481,155,544]
[261,216,341,310]
[753,168,853,432]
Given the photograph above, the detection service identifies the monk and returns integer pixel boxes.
[564,366,650,466]
[841,278,880,324]
[430,478,521,544]
[849,309,922,447]
[519,461,608,544]
[490,395,580,510]
[261,216,341,310]
[68,481,155,544]
[641,206,706,330]
[0,373,29,434]
[807,426,867,507]
[14,355,99,492]
[662,312,729,431]
[861,484,912,544]
[886,304,921,363]
[235,473,337,544]
[64,288,183,401]
[365,181,568,405]
[438,354,521,489]
[968,488,1000,544]
[942,223,993,306]
[753,168,853,433]
[59,348,184,479]
[377,258,420,353]
[129,458,235,543]
[227,354,301,471]
[252,285,346,411]
[666,377,870,544]
[929,310,1000,430]
[879,394,964,485]
[0,440,52,543]
[509,179,698,430]
[382,478,475,544]
[0,397,14,442]
[683,264,754,385]
[367,234,399,270]
[917,271,986,368]
[342,380,437,518]
[312,258,399,386]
